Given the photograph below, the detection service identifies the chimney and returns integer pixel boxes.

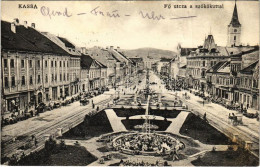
[110,46,114,50]
[11,22,16,33]
[31,23,35,28]
[13,18,19,25]
[24,21,28,28]
[81,47,86,54]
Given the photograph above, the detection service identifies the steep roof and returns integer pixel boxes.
[203,35,216,50]
[1,20,70,55]
[180,48,197,56]
[81,54,94,69]
[42,32,81,56]
[229,3,241,27]
[87,48,120,65]
[207,61,227,73]
[57,37,75,49]
[240,60,259,74]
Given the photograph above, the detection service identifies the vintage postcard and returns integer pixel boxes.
[1,0,259,166]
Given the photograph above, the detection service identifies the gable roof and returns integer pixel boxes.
[42,32,81,56]
[81,54,94,69]
[240,60,259,74]
[57,37,75,49]
[207,61,227,73]
[1,20,70,56]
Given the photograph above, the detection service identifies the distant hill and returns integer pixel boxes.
[122,48,177,60]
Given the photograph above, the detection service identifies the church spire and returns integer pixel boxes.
[230,0,241,27]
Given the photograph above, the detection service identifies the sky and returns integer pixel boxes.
[1,1,259,51]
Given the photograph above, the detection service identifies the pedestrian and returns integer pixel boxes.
[202,100,205,106]
[34,138,38,147]
[92,103,95,109]
[31,135,35,141]
[96,106,99,111]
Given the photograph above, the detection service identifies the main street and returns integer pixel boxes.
[2,70,259,163]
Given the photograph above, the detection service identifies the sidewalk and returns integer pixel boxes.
[2,91,114,143]
[177,90,259,156]
[105,109,127,132]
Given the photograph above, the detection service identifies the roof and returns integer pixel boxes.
[160,58,172,62]
[81,54,94,69]
[42,32,81,56]
[1,20,70,55]
[207,61,227,73]
[203,35,216,50]
[87,48,120,65]
[129,57,143,62]
[180,48,197,56]
[180,65,187,69]
[57,37,75,49]
[229,3,241,27]
[240,60,259,74]
[96,60,107,68]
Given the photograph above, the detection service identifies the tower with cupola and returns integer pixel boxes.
[227,1,241,47]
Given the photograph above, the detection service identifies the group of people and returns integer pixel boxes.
[114,133,184,154]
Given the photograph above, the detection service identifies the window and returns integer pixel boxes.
[37,75,41,83]
[29,60,32,68]
[30,76,33,85]
[10,59,14,68]
[64,61,65,67]
[4,77,8,87]
[234,36,236,40]
[67,73,69,81]
[52,74,54,82]
[55,61,57,67]
[60,61,62,67]
[64,74,66,81]
[11,76,15,87]
[55,74,57,81]
[60,74,62,81]
[21,60,25,68]
[4,59,8,68]
[22,76,25,85]
[37,60,40,67]
[67,61,69,68]
[51,61,53,67]
[202,61,205,67]
[45,75,48,83]
[234,29,237,32]
[45,60,48,67]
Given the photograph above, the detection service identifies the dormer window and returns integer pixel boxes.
[234,29,237,32]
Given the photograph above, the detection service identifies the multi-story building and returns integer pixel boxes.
[236,60,259,110]
[42,32,81,98]
[1,19,71,115]
[206,47,259,108]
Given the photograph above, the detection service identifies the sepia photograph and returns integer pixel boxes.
[1,0,259,166]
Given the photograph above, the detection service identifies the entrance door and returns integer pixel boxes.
[38,92,43,104]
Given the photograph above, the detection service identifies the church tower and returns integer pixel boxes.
[227,1,241,47]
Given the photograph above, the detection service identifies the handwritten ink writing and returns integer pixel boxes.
[90,6,120,18]
[139,11,165,21]
[170,16,196,19]
[40,6,72,19]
